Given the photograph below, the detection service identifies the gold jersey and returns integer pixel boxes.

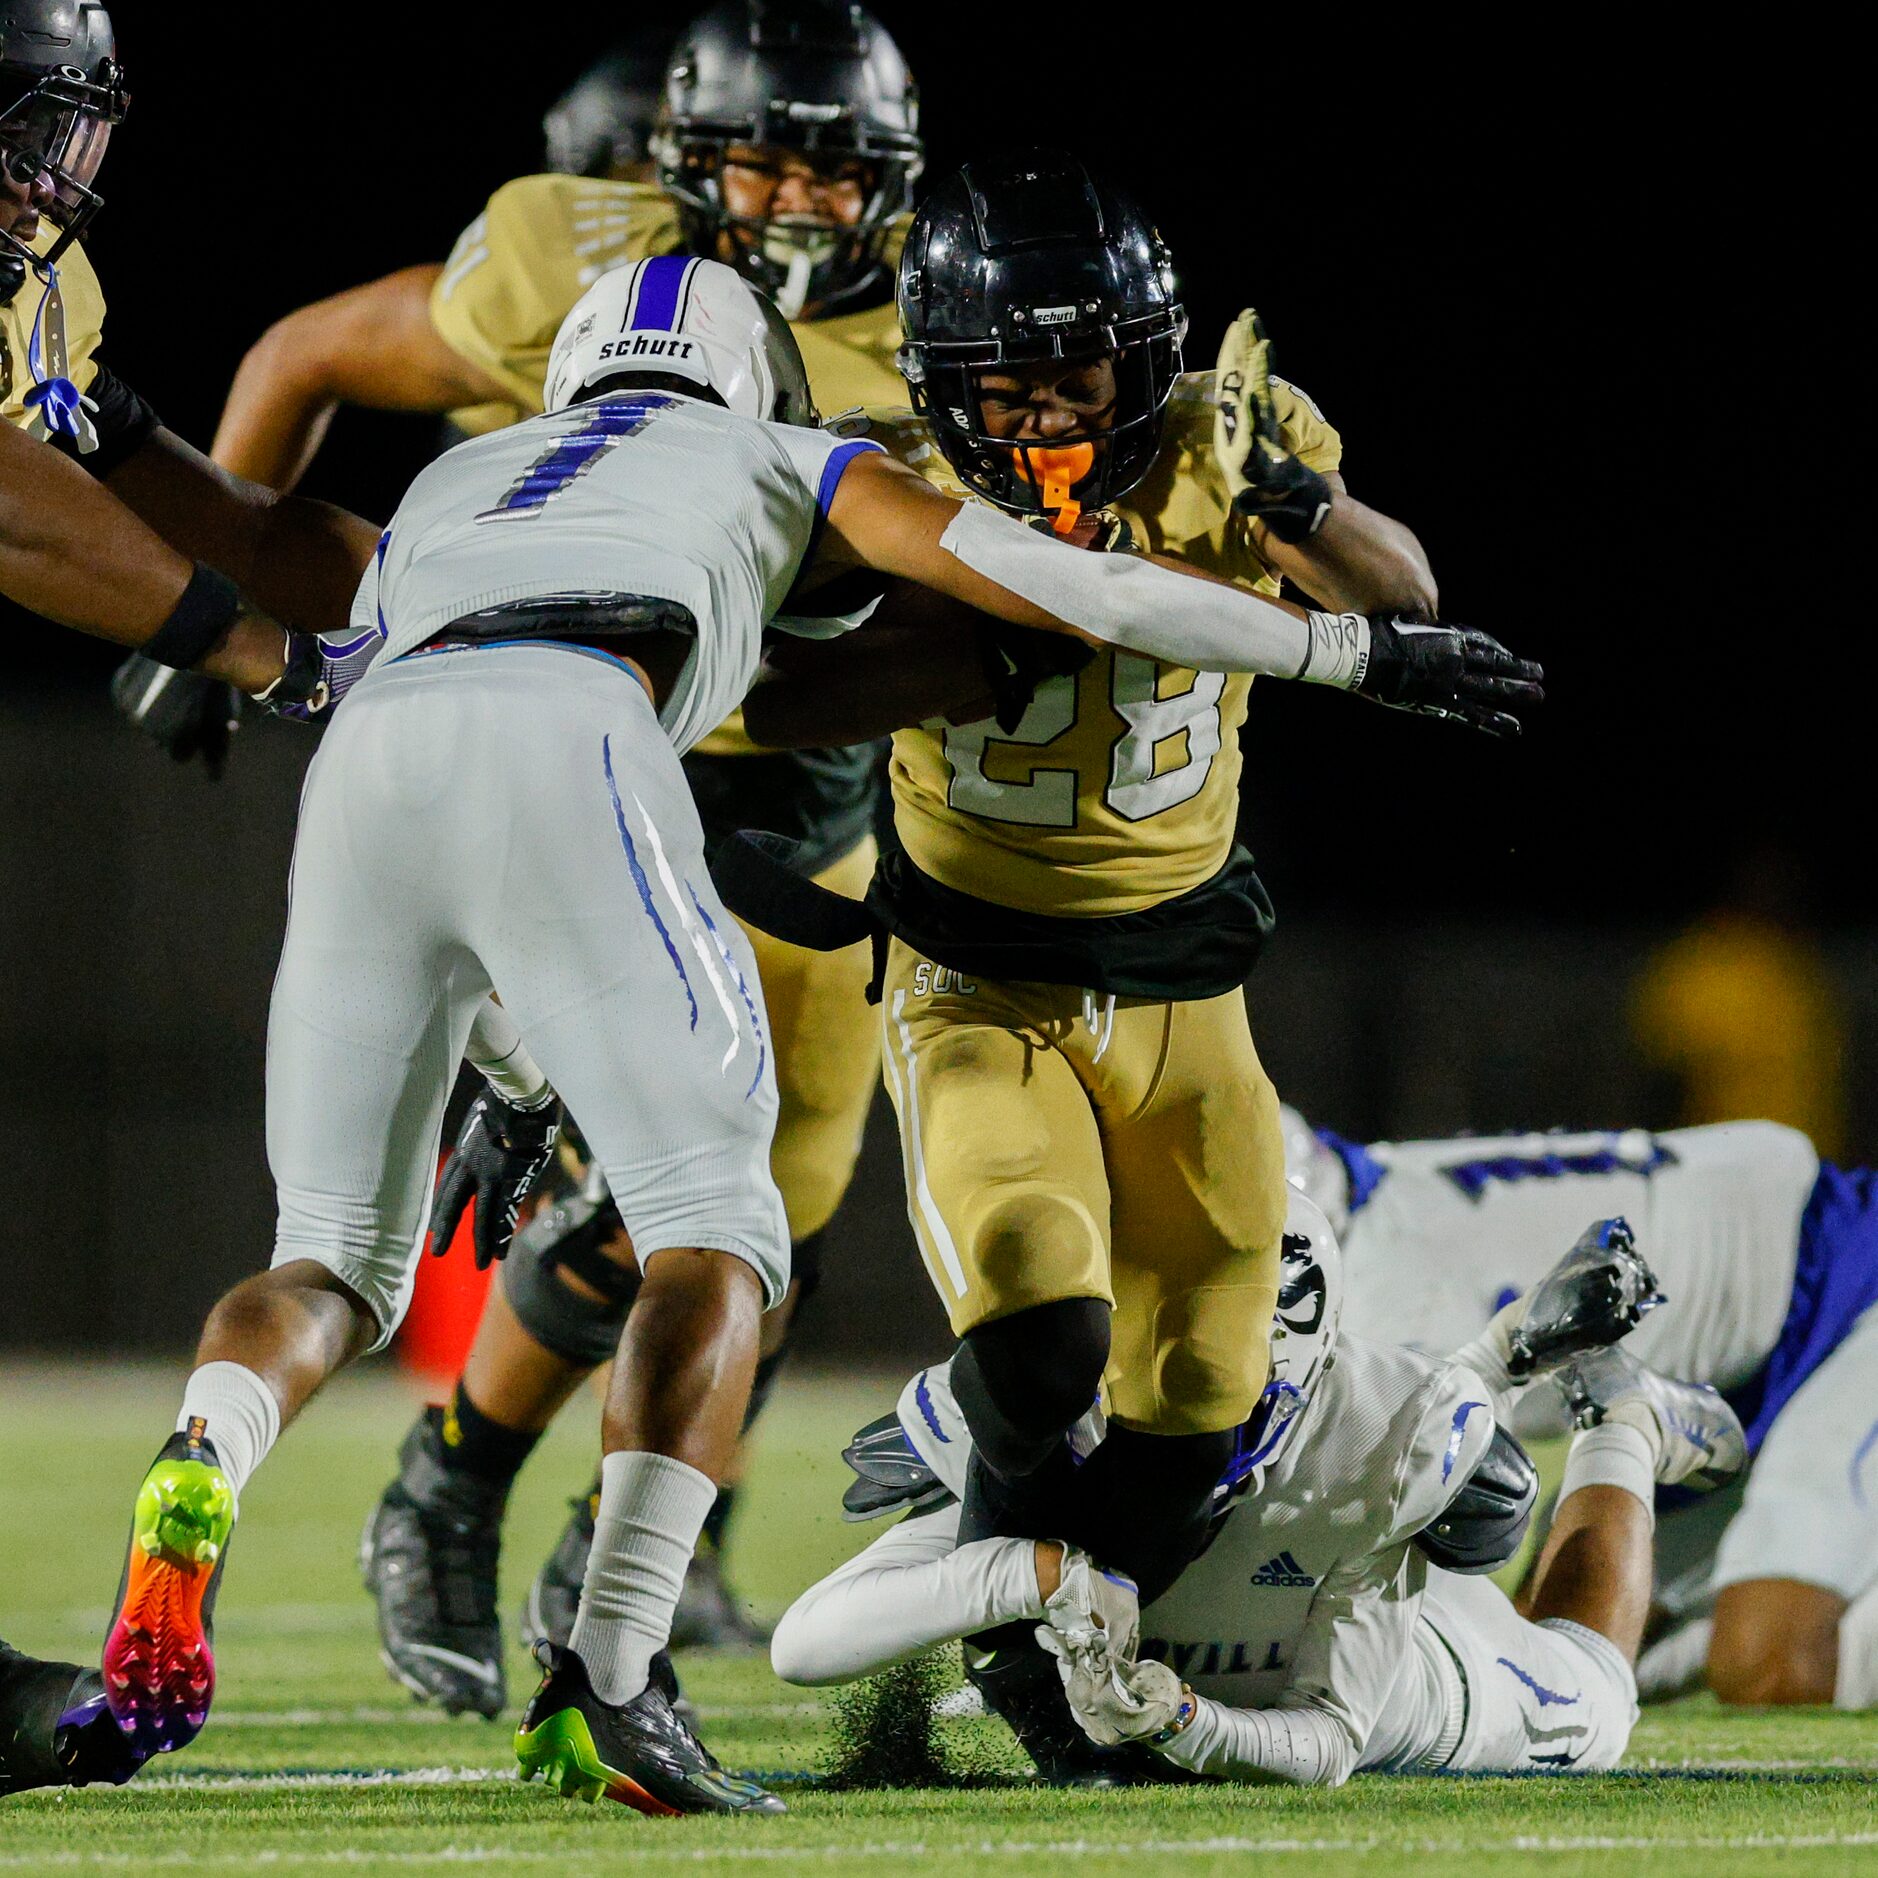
[428,172,908,434]
[866,374,1341,917]
[427,172,909,755]
[1,227,104,432]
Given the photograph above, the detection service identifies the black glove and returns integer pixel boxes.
[110,654,241,779]
[976,621,1098,734]
[428,1085,563,1270]
[1353,614,1545,738]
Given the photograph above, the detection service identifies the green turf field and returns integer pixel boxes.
[3,1361,1874,1876]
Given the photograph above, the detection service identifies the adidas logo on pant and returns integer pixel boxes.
[1249,1551,1316,1589]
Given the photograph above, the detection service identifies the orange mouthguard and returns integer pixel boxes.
[1014,442,1096,535]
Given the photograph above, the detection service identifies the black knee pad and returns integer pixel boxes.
[953,1298,1110,1481]
[502,1197,641,1368]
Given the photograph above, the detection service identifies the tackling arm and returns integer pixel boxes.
[1258,473,1439,616]
[0,419,286,692]
[211,265,505,491]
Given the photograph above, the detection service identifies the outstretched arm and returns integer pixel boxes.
[821,453,1541,734]
[211,265,505,491]
[0,420,285,691]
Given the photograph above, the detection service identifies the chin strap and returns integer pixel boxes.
[22,260,98,454]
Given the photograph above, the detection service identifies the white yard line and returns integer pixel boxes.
[5,1832,1878,1866]
[202,1701,823,1729]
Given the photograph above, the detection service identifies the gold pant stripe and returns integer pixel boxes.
[880,984,970,1303]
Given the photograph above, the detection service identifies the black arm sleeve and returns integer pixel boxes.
[47,364,162,481]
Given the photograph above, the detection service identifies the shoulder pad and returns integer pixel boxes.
[1413,1423,1539,1574]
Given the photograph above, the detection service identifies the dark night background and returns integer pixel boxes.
[2,10,1863,1353]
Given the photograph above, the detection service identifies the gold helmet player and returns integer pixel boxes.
[202,3,925,1711]
[738,146,1453,1778]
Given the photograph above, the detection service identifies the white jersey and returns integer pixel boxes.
[1137,1333,1492,1772]
[349,389,881,755]
[1335,1123,1819,1389]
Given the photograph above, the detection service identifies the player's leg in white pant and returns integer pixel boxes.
[1419,1569,1640,1774]
[1706,1300,1878,1704]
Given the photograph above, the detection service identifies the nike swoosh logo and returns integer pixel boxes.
[402,1644,501,1685]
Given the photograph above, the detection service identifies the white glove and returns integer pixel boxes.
[1041,1545,1141,1661]
[1042,1641,1190,1748]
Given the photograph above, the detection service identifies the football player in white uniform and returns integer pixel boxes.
[27,251,1532,1812]
[773,1206,1747,1784]
[1287,1111,1878,1712]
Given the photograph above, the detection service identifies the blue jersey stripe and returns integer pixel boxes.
[816,437,885,517]
[631,255,692,332]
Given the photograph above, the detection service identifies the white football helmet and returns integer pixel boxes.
[1213,1192,1345,1509]
[1280,1101,1352,1238]
[544,254,816,425]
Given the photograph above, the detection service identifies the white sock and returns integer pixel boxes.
[175,1362,281,1508]
[569,1450,717,1704]
[1558,1420,1658,1528]
[1835,1582,1878,1710]
[1635,1615,1713,1702]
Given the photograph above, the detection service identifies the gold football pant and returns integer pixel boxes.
[878,937,1286,1435]
[738,838,881,1243]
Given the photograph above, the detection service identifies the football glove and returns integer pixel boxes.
[1042,1637,1191,1748]
[429,1084,563,1271]
[251,625,386,724]
[1213,308,1334,543]
[1317,611,1544,737]
[109,655,241,779]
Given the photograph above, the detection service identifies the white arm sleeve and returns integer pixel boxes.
[938,500,1368,682]
[770,1505,1043,1687]
[464,999,550,1107]
[1155,1548,1419,1788]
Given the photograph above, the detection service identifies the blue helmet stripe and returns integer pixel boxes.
[631,255,693,332]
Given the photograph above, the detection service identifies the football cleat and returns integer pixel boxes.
[963,1631,1157,1787]
[101,1427,235,1758]
[515,1641,784,1816]
[0,1643,143,1794]
[1506,1217,1666,1380]
[1560,1345,1748,1492]
[360,1409,507,1718]
[523,1477,769,1656]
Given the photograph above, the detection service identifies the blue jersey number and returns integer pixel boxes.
[476,395,669,524]
[1438,1136,1678,1203]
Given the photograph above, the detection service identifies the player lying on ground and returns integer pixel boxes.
[1284,1111,1878,1712]
[194,3,926,1686]
[717,146,1514,1774]
[28,253,1531,1814]
[773,1209,1747,1783]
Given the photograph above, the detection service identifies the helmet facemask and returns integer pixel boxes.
[0,55,128,274]
[657,131,916,319]
[901,311,1185,529]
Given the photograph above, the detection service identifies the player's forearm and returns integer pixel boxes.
[465,1000,550,1108]
[939,502,1361,681]
[1264,491,1437,616]
[771,1536,1042,1686]
[1155,1692,1361,1788]
[212,318,346,491]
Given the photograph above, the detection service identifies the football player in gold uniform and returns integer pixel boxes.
[736,148,1471,1777]
[199,3,926,1710]
[1,0,379,1793]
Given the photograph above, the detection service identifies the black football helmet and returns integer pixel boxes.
[897,149,1186,522]
[0,0,126,301]
[652,1,921,319]
[543,29,673,179]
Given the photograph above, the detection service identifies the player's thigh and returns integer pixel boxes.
[482,721,788,1307]
[1713,1302,1878,1606]
[1103,990,1287,1433]
[878,941,1111,1335]
[738,836,881,1243]
[265,722,488,1349]
[1428,1571,1639,1773]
